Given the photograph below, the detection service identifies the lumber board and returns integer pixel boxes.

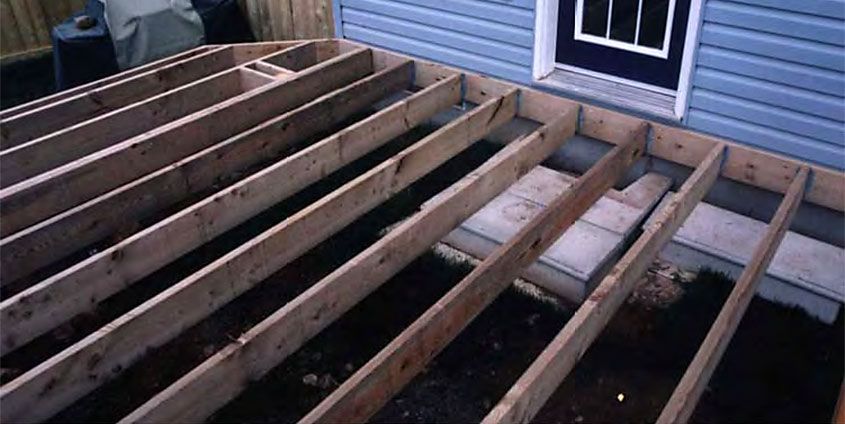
[0,68,265,186]
[0,46,235,148]
[0,58,410,287]
[0,87,515,424]
[656,166,809,424]
[481,143,726,424]
[0,46,211,120]
[0,42,305,123]
[300,121,648,424]
[0,61,422,355]
[0,46,372,238]
[835,380,845,424]
[380,38,843,212]
[120,104,579,424]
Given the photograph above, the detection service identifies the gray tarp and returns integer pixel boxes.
[104,0,205,69]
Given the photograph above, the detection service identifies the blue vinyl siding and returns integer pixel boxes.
[337,0,845,169]
[687,0,845,169]
[337,0,535,84]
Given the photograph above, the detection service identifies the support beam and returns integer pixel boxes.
[121,106,579,424]
[0,89,516,424]
[482,143,726,424]
[0,46,372,237]
[0,62,433,355]
[300,121,649,424]
[656,166,810,424]
[0,60,411,289]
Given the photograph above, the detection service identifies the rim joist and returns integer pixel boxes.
[0,38,840,424]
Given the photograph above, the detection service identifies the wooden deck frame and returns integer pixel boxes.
[0,39,841,424]
[656,166,810,424]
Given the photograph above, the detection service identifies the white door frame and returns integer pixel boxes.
[533,0,705,120]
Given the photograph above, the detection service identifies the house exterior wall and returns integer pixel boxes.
[686,0,845,170]
[335,0,845,170]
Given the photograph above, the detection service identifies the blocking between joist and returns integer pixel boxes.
[0,44,371,238]
[481,143,726,424]
[0,85,516,424]
[0,60,421,355]
[120,104,580,424]
[299,120,648,424]
[656,166,810,424]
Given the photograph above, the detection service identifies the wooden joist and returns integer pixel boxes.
[300,120,648,424]
[0,43,371,237]
[120,105,579,424]
[0,60,420,355]
[0,56,409,286]
[481,144,726,424]
[0,46,213,121]
[656,166,810,424]
[0,84,516,424]
[2,67,265,186]
[1,45,234,148]
[0,39,841,424]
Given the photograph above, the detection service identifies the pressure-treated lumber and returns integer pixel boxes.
[383,41,844,213]
[300,121,648,424]
[0,89,515,424]
[0,45,371,237]
[0,68,268,186]
[0,61,420,355]
[656,166,810,424]
[0,42,306,135]
[0,46,213,121]
[481,144,726,424]
[0,59,410,289]
[121,105,579,424]
[0,46,237,148]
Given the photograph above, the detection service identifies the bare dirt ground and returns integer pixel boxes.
[2,73,842,423]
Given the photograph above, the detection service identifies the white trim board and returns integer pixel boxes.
[533,0,705,121]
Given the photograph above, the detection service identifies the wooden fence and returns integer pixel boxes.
[0,0,334,62]
[243,0,335,41]
[1,0,86,61]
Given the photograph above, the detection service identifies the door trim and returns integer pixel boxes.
[533,0,704,120]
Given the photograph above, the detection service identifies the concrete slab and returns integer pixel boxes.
[429,166,672,303]
[650,194,845,323]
